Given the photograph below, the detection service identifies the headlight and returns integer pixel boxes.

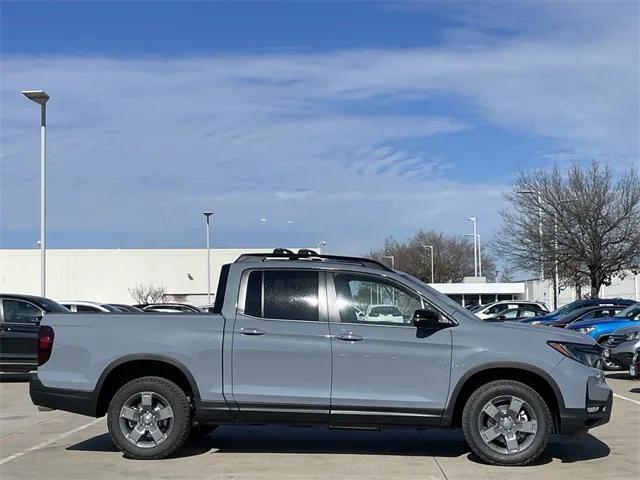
[548,341,603,368]
[577,327,595,335]
[531,321,541,325]
[625,332,640,341]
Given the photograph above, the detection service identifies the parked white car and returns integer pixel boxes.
[363,304,405,324]
[474,300,547,319]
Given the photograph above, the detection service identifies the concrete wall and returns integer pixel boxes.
[0,248,286,304]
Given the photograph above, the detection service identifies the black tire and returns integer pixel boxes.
[462,380,552,466]
[107,376,192,460]
[598,340,621,371]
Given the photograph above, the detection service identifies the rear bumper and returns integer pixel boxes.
[29,374,98,417]
[0,361,37,373]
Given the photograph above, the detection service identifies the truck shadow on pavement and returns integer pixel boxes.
[66,425,610,465]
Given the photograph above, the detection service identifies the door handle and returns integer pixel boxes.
[335,333,364,342]
[239,327,265,336]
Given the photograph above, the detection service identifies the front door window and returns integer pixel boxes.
[333,273,422,326]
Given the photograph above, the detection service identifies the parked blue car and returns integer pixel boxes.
[566,302,640,369]
[529,305,626,327]
[519,298,635,324]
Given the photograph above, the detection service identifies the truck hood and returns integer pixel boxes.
[493,319,595,344]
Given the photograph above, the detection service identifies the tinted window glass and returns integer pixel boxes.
[2,300,43,323]
[245,271,263,317]
[40,298,69,312]
[500,309,519,319]
[334,273,422,325]
[486,304,505,314]
[245,270,319,321]
[76,305,101,312]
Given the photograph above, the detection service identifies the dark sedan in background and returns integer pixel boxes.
[0,294,68,373]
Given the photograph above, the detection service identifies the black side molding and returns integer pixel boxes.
[29,374,98,417]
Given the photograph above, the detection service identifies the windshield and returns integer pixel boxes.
[41,298,70,312]
[548,300,582,316]
[101,304,121,312]
[614,303,640,319]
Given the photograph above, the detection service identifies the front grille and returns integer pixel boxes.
[606,335,626,348]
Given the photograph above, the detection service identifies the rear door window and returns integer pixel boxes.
[244,270,319,321]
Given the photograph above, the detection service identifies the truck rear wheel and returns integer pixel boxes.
[462,380,552,466]
[107,376,192,459]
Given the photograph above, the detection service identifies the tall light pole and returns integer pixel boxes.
[203,212,213,304]
[422,245,434,283]
[22,90,49,296]
[553,198,577,309]
[476,234,482,277]
[467,217,478,277]
[517,190,544,283]
[317,240,326,254]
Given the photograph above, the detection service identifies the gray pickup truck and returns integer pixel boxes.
[30,251,612,465]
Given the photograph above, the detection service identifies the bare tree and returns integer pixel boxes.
[493,162,640,298]
[128,283,167,304]
[370,229,496,283]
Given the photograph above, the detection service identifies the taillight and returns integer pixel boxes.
[37,326,55,366]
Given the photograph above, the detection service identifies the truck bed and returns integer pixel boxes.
[38,312,226,403]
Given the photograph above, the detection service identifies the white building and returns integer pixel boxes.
[0,248,282,304]
[1,248,636,307]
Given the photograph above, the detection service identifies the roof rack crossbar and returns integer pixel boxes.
[235,250,393,272]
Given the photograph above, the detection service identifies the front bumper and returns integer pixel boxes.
[558,375,613,435]
[609,351,634,369]
[29,374,98,417]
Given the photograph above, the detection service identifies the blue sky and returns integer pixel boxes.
[1,1,638,255]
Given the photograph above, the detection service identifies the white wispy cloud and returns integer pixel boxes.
[1,1,637,252]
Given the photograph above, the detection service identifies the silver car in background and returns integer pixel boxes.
[604,324,640,370]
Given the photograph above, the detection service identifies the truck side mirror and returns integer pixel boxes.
[412,308,446,329]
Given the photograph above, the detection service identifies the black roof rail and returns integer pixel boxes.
[235,249,393,272]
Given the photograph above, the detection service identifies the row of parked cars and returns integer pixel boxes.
[468,297,640,372]
[0,293,212,373]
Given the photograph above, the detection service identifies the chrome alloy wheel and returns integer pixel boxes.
[477,395,538,455]
[119,391,174,448]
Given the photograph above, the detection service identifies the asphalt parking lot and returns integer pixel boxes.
[0,373,638,480]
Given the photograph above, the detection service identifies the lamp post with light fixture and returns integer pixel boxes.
[203,212,213,304]
[22,90,49,296]
[467,217,478,277]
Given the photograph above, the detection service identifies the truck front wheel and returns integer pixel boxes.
[107,376,192,459]
[462,380,552,466]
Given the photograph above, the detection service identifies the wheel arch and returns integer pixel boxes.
[95,354,200,417]
[444,363,564,433]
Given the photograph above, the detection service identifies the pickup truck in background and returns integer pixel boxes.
[30,251,612,466]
